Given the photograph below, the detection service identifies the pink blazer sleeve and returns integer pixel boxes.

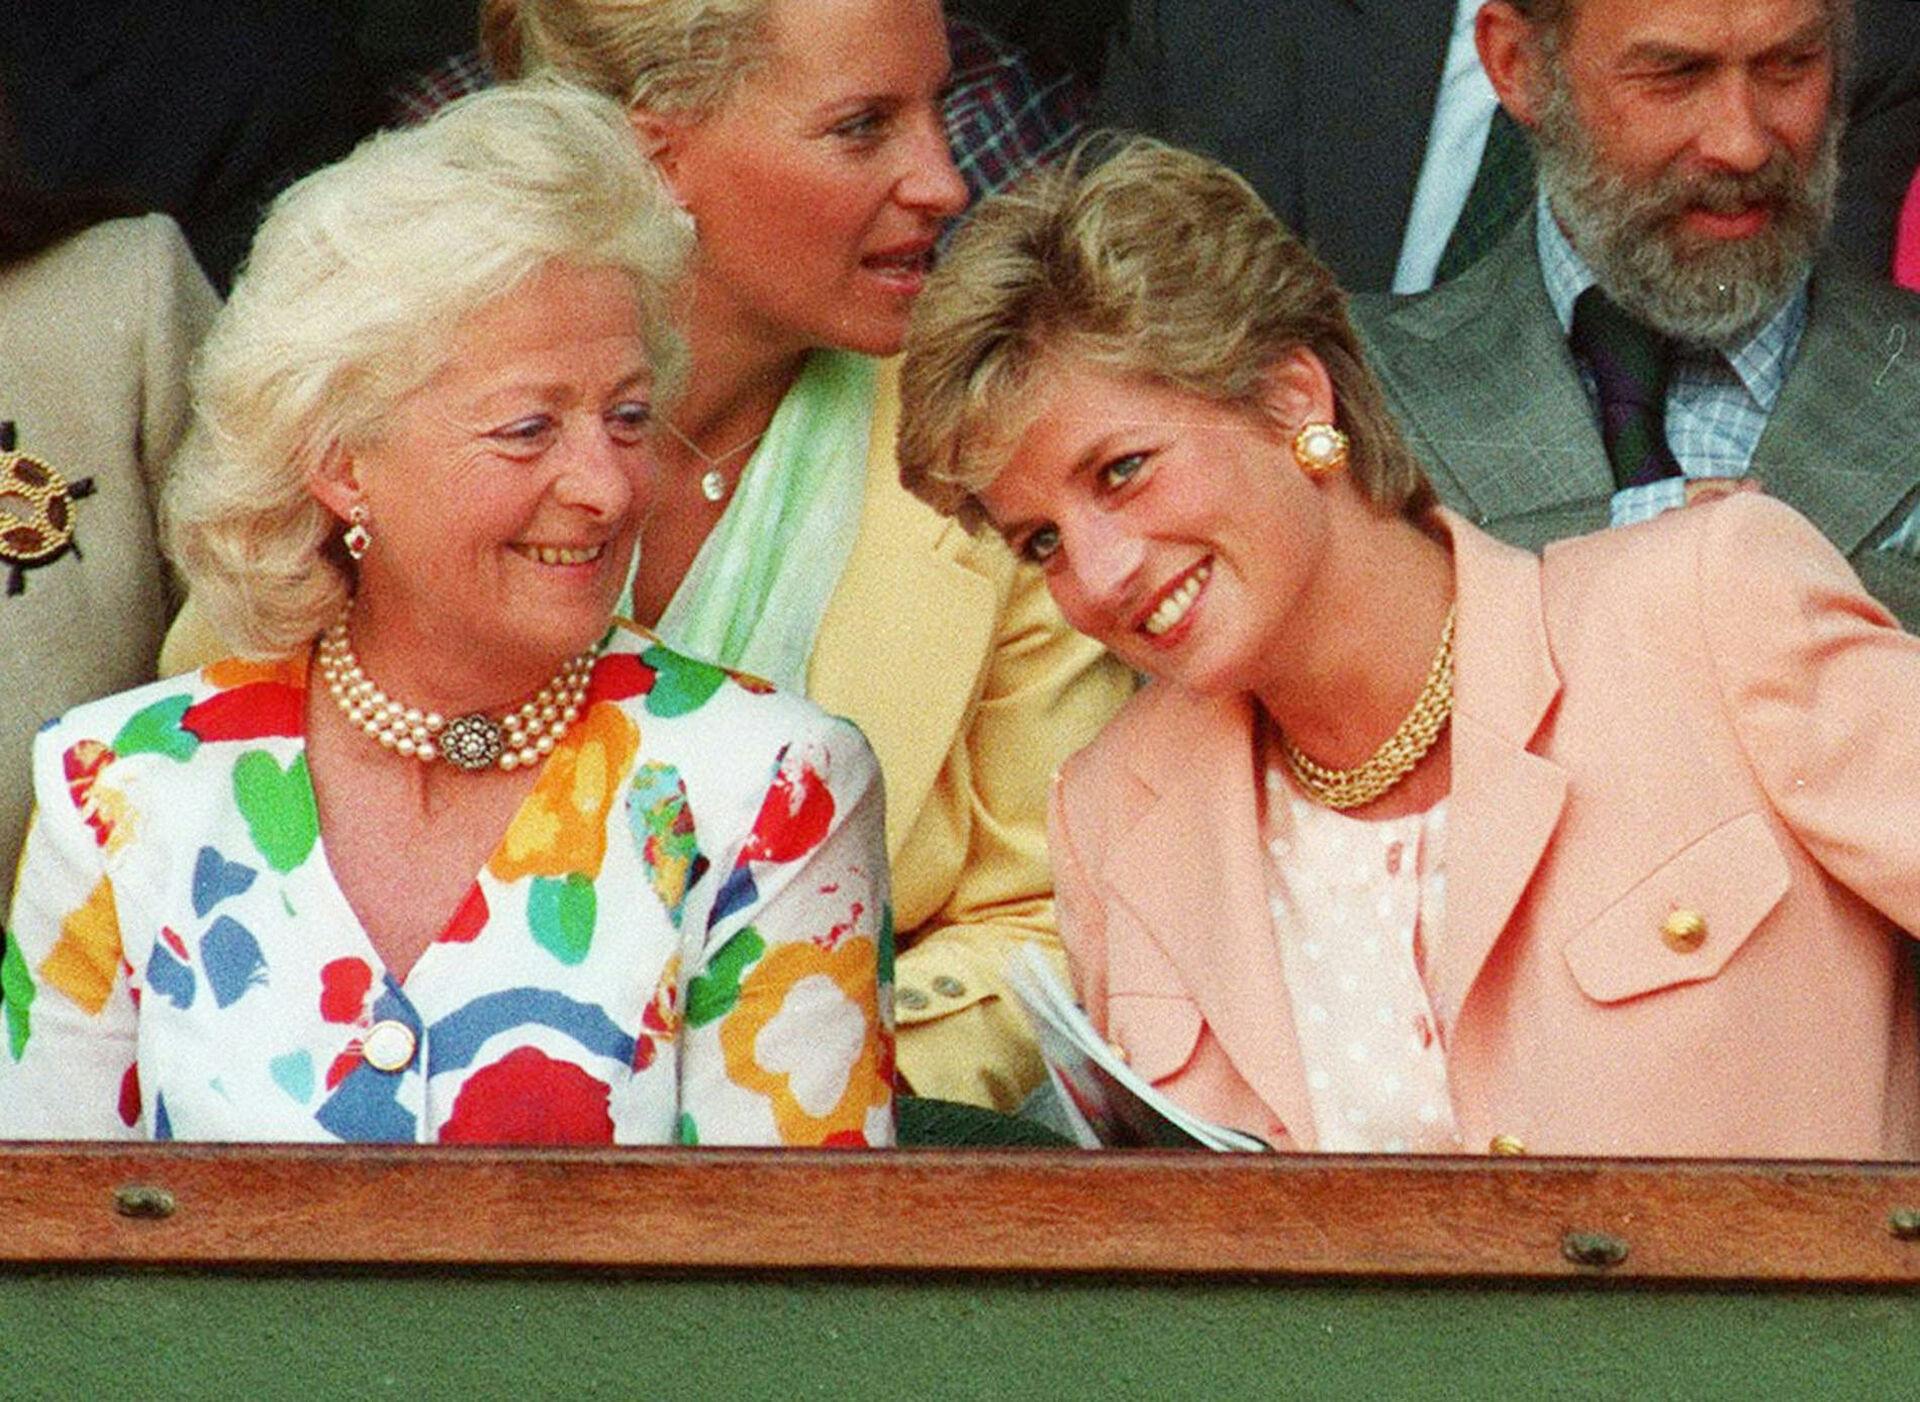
[1698,495,1920,931]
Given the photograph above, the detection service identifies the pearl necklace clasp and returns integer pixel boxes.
[317,612,596,772]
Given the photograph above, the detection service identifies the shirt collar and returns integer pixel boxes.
[1535,192,1808,410]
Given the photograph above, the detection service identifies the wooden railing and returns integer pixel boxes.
[7,1145,1920,1282]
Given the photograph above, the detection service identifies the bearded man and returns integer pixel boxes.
[1352,0,1920,631]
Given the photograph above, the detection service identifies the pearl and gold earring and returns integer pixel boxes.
[1291,421,1349,477]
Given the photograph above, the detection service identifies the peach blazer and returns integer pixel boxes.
[1050,497,1920,1158]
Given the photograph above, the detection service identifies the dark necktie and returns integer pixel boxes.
[1568,286,1684,490]
[1433,106,1536,285]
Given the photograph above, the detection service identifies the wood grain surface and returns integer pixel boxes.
[5,1145,1920,1282]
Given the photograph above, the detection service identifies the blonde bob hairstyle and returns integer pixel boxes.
[898,136,1432,529]
[482,0,774,119]
[163,80,691,659]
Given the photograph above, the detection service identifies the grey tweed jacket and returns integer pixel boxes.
[1351,214,1920,632]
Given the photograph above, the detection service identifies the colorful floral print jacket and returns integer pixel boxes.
[0,624,893,1146]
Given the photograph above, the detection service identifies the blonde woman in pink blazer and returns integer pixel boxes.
[897,138,1920,1159]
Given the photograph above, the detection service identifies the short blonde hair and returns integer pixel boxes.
[482,0,773,118]
[162,81,691,658]
[899,136,1431,528]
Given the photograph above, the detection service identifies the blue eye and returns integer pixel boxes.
[1019,525,1061,565]
[607,400,652,443]
[1100,453,1147,489]
[832,108,888,142]
[493,416,553,446]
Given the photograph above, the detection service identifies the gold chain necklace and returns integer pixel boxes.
[1278,605,1455,810]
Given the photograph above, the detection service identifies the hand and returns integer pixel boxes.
[1684,477,1766,508]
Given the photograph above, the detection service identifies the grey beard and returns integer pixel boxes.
[1532,80,1840,348]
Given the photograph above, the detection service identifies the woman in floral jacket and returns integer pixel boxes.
[0,84,892,1148]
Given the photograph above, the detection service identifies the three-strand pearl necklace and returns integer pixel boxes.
[317,612,595,772]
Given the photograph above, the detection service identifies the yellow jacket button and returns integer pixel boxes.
[931,975,967,998]
[1662,909,1708,953]
[362,1020,416,1073]
[897,987,930,1011]
[1489,1134,1526,1156]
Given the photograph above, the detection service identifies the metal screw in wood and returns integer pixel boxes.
[114,1184,177,1220]
[1561,1230,1629,1268]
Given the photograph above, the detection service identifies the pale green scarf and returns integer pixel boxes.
[627,350,874,693]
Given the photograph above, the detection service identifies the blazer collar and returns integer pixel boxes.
[1428,510,1568,1030]
[809,358,996,855]
[1103,685,1322,1147]
[1361,215,1616,541]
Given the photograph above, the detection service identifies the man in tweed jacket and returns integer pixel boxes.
[1352,0,1920,631]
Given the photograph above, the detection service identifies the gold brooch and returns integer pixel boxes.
[0,443,95,595]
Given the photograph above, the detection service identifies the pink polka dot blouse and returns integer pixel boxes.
[1262,765,1461,1153]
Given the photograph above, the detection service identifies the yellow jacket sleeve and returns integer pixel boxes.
[885,546,1134,1110]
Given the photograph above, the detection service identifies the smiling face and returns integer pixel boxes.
[329,261,656,687]
[1516,0,1839,342]
[650,0,967,360]
[979,358,1337,697]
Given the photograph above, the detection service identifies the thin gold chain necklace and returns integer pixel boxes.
[657,417,767,503]
[1278,605,1455,811]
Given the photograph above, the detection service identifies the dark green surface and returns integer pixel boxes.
[7,1272,1920,1399]
[896,1094,1073,1147]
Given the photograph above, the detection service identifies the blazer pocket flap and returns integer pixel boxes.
[1105,992,1205,1082]
[1562,812,1790,1005]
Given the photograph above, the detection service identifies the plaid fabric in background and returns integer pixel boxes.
[387,16,1090,217]
[940,18,1090,206]
[388,46,495,127]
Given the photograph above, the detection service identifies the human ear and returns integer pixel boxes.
[627,107,691,199]
[307,442,362,524]
[1477,1,1547,130]
[1257,348,1338,434]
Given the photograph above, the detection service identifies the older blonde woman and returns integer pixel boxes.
[1,84,892,1147]
[166,0,1132,1113]
[898,138,1920,1158]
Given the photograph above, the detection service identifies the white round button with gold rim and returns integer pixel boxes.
[363,1020,417,1072]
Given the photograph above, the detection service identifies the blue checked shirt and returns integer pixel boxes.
[1536,198,1807,529]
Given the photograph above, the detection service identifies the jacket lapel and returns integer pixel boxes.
[1357,217,1615,545]
[1101,689,1321,1147]
[809,359,995,856]
[1751,261,1920,555]
[1429,512,1568,1031]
